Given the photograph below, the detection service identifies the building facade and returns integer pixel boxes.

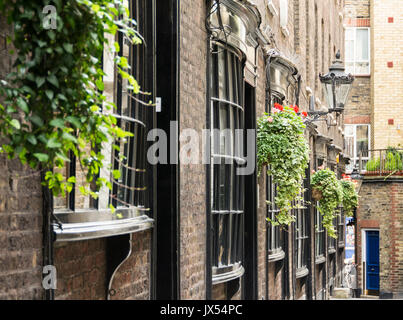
[344,0,403,299]
[0,0,351,300]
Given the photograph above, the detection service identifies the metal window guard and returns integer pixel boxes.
[358,149,403,177]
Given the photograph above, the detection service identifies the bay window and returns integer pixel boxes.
[295,182,308,277]
[210,43,245,283]
[267,177,285,260]
[52,0,154,241]
[315,206,325,262]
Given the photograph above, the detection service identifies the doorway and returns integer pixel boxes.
[364,230,379,295]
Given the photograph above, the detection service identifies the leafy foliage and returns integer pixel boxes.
[340,179,358,217]
[257,104,310,226]
[365,147,403,173]
[311,168,343,238]
[0,0,147,199]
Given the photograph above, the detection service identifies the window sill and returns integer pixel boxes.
[315,255,326,265]
[268,250,285,262]
[328,248,336,254]
[212,262,245,285]
[338,242,345,248]
[52,207,154,242]
[296,267,309,279]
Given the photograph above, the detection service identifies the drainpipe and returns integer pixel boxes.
[305,165,313,300]
[41,168,55,300]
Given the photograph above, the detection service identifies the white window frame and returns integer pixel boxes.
[345,27,371,76]
[279,0,289,37]
[344,124,371,172]
[267,0,278,16]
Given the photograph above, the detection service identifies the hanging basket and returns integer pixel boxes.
[312,187,323,201]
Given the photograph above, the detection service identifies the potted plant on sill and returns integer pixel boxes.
[310,168,343,238]
[257,103,310,226]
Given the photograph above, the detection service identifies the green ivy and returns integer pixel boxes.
[340,179,358,217]
[311,168,343,238]
[257,105,310,226]
[0,0,149,199]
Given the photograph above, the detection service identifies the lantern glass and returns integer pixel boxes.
[321,78,353,111]
[322,82,334,110]
[335,81,352,110]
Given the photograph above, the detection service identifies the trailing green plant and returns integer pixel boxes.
[340,179,358,217]
[311,168,343,238]
[0,0,150,205]
[257,103,310,226]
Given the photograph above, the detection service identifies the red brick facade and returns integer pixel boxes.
[356,180,403,298]
[1,0,351,300]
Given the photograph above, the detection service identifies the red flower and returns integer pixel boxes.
[274,103,282,110]
[293,105,299,113]
[302,111,308,117]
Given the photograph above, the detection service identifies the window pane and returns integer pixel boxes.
[356,125,369,158]
[345,28,354,40]
[356,29,369,61]
[218,50,227,100]
[345,136,354,159]
[280,0,288,28]
[211,47,244,270]
[345,40,354,61]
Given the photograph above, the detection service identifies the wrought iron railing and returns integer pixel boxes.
[358,148,403,176]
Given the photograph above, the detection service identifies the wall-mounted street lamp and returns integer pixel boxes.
[306,50,354,122]
[319,50,355,114]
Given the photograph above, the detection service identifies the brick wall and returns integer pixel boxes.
[345,77,371,121]
[0,14,44,300]
[345,0,370,19]
[356,180,403,298]
[371,0,403,149]
[268,262,284,300]
[256,48,268,300]
[0,154,43,300]
[54,230,152,300]
[109,231,152,300]
[179,0,207,300]
[54,239,107,300]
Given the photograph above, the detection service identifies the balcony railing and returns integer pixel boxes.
[358,148,403,177]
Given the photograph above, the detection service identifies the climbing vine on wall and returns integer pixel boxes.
[0,0,148,201]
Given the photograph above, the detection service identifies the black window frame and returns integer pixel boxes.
[337,207,345,247]
[210,42,246,284]
[315,157,326,263]
[295,181,309,277]
[110,0,154,215]
[267,176,285,261]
